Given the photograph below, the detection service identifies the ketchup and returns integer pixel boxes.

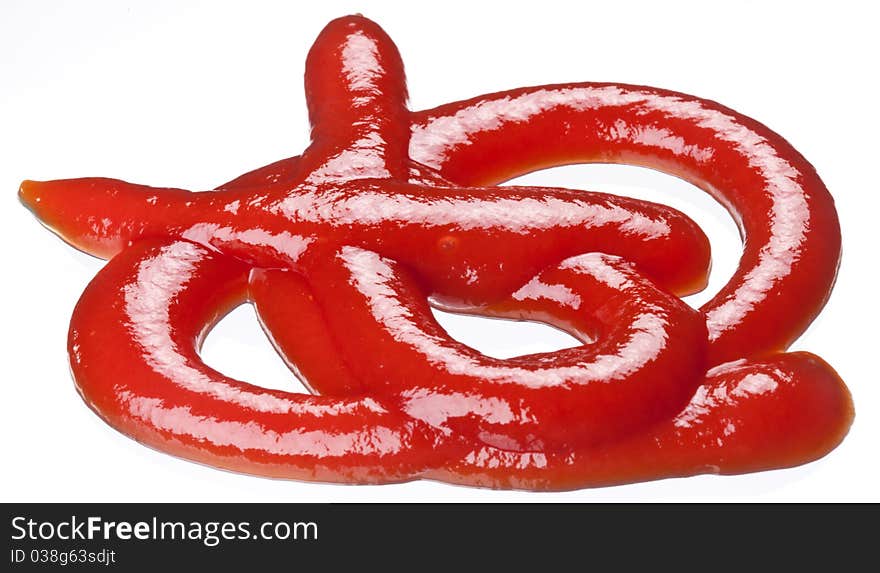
[19,15,852,489]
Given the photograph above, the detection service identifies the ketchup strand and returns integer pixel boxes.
[19,15,852,490]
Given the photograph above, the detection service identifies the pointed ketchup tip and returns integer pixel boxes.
[19,179,45,213]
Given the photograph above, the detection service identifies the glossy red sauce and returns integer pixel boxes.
[19,15,852,489]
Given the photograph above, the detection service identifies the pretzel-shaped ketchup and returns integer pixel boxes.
[19,15,852,489]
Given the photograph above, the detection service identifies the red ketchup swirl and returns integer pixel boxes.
[19,15,852,490]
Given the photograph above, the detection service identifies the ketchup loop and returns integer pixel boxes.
[19,15,852,490]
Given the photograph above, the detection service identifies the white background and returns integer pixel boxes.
[2,0,878,502]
